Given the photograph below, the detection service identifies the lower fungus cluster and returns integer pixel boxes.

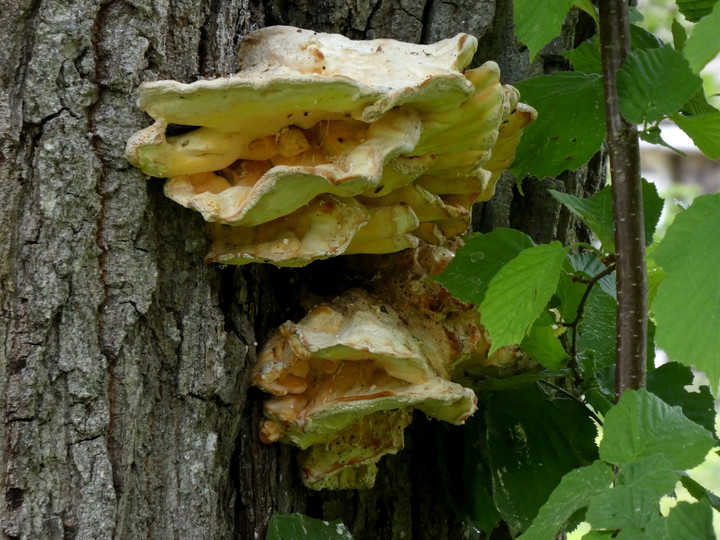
[125,26,536,490]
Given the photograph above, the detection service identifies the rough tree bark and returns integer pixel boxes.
[0,1,602,539]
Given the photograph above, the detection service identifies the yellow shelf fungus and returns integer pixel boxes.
[126,26,535,266]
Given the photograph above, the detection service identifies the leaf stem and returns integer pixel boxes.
[599,0,648,401]
[564,263,616,371]
[538,379,604,426]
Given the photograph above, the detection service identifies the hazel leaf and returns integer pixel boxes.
[599,389,715,469]
[683,1,720,73]
[618,45,703,124]
[512,72,606,178]
[480,242,567,353]
[514,0,577,60]
[652,193,720,392]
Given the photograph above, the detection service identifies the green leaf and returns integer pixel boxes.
[267,514,354,540]
[433,228,534,306]
[666,501,717,540]
[618,45,703,124]
[568,251,616,298]
[563,38,602,74]
[679,475,720,512]
[619,455,680,497]
[672,112,720,159]
[549,188,614,250]
[630,24,665,50]
[512,73,605,178]
[516,461,613,540]
[486,384,600,535]
[577,287,616,371]
[652,193,720,392]
[682,87,720,116]
[672,18,688,52]
[586,485,662,530]
[647,362,717,436]
[676,0,719,22]
[471,370,570,391]
[683,1,720,73]
[599,389,715,470]
[549,179,663,251]
[582,532,614,540]
[639,126,687,157]
[480,242,567,353]
[574,0,598,23]
[520,313,568,370]
[513,0,577,59]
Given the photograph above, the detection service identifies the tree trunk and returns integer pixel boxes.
[0,1,601,539]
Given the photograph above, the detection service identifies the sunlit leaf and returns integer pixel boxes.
[683,1,720,72]
[652,193,720,392]
[433,228,534,306]
[514,0,577,59]
[480,242,567,353]
[520,312,568,369]
[672,112,720,159]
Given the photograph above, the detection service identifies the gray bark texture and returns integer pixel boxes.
[0,1,602,539]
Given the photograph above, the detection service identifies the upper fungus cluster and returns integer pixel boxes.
[125,26,535,267]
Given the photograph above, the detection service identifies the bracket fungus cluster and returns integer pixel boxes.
[125,26,535,267]
[253,247,529,489]
[126,27,536,490]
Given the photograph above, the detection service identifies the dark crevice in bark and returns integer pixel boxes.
[418,0,435,44]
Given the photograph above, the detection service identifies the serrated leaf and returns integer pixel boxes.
[618,45,703,124]
[646,256,665,308]
[514,0,577,59]
[682,87,719,116]
[672,112,720,159]
[480,242,567,353]
[486,384,600,535]
[568,251,616,298]
[683,1,720,72]
[434,228,535,306]
[647,362,717,435]
[652,193,720,392]
[672,18,688,52]
[630,24,665,50]
[267,514,354,540]
[599,389,715,470]
[666,501,717,540]
[676,0,719,22]
[549,188,614,249]
[586,485,662,529]
[679,475,720,512]
[564,38,602,73]
[516,461,613,540]
[512,73,605,178]
[619,455,680,497]
[577,287,616,371]
[520,313,568,370]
